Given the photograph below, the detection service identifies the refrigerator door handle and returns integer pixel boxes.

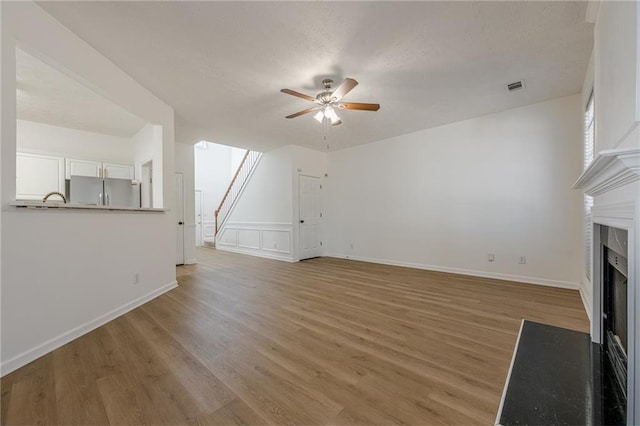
[106,193,110,206]
[98,193,103,205]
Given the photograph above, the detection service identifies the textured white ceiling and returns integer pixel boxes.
[38,1,593,152]
[16,48,146,137]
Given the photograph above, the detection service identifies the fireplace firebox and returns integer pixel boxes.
[600,225,628,419]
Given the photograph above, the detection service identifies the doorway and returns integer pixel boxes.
[299,175,322,260]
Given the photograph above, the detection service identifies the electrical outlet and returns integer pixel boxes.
[487,253,495,262]
[519,256,527,264]
[133,273,139,284]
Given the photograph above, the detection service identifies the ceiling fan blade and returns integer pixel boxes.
[338,102,380,111]
[280,88,316,102]
[331,78,358,101]
[285,107,319,119]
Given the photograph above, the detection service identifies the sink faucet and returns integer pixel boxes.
[42,191,67,203]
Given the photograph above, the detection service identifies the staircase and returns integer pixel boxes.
[209,150,262,247]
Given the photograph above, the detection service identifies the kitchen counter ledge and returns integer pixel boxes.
[10,201,167,212]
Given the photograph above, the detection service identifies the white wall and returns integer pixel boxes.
[175,142,196,263]
[229,145,292,223]
[594,1,639,152]
[217,145,294,261]
[131,123,163,207]
[17,119,135,164]
[1,2,175,375]
[325,95,584,288]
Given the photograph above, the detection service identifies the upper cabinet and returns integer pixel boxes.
[16,152,65,200]
[103,162,135,179]
[15,153,135,201]
[65,158,134,180]
[65,158,101,179]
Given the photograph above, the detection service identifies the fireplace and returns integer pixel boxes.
[573,147,639,425]
[600,226,628,416]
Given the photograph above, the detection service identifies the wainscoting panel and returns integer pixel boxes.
[238,228,261,250]
[217,222,293,261]
[262,229,291,254]
[218,227,237,246]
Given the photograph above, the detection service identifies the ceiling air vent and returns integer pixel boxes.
[506,80,525,93]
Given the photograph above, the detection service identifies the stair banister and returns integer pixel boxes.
[214,150,261,238]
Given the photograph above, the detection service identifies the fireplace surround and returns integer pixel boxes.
[574,147,640,425]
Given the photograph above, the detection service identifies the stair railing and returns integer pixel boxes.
[214,150,262,237]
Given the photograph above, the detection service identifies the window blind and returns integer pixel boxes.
[584,93,595,279]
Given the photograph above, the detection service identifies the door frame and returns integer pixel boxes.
[195,189,203,246]
[175,172,185,265]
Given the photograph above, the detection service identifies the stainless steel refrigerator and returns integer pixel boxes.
[69,176,141,208]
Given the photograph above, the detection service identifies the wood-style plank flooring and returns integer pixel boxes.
[1,248,589,425]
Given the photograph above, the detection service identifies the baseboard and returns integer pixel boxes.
[329,254,580,290]
[216,245,296,263]
[0,280,178,377]
[185,258,198,265]
[579,286,593,322]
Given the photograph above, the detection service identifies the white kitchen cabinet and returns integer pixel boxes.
[16,152,65,200]
[65,158,134,180]
[65,158,102,179]
[103,162,134,179]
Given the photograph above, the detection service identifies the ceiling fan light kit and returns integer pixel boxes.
[314,106,340,125]
[281,77,380,127]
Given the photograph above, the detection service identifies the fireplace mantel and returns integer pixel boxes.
[573,147,640,195]
[573,146,639,424]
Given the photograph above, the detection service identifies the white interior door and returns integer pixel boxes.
[195,189,203,246]
[299,175,322,260]
[175,172,185,265]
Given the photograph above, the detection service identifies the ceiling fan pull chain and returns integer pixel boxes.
[323,115,328,141]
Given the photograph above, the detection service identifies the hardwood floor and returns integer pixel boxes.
[1,248,589,425]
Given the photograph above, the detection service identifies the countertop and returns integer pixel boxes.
[10,200,167,212]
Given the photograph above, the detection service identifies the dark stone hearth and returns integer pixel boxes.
[497,320,625,425]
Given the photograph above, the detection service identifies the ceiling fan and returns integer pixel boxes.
[281,78,380,126]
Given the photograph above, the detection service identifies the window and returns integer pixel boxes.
[584,92,595,279]
[584,93,595,168]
